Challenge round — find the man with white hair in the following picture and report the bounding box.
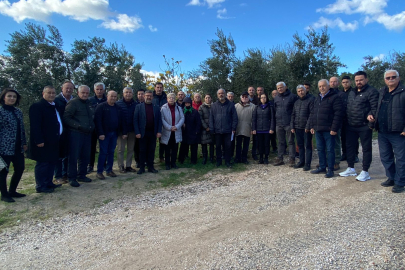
[374,70,405,193]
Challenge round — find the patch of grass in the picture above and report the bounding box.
[103,198,113,205]
[0,208,29,232]
[159,172,188,187]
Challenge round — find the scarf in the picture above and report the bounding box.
[184,107,192,114]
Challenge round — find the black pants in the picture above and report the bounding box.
[257,133,270,157]
[346,127,372,171]
[252,134,258,157]
[201,143,214,159]
[35,161,56,191]
[341,123,359,156]
[68,131,91,180]
[295,129,313,165]
[270,132,277,151]
[89,130,98,168]
[139,130,156,170]
[165,132,179,166]
[134,137,140,164]
[179,142,198,164]
[159,139,165,159]
[0,153,25,196]
[235,135,250,162]
[216,133,232,165]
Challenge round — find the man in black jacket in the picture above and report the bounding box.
[134,90,162,174]
[374,70,405,193]
[64,85,94,187]
[209,88,238,168]
[291,85,315,171]
[87,82,107,173]
[28,86,62,193]
[152,82,167,163]
[273,82,298,166]
[329,76,345,170]
[310,79,343,178]
[339,71,379,181]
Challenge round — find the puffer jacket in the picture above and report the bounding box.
[63,97,95,134]
[274,89,298,127]
[209,99,238,134]
[309,89,343,132]
[235,102,256,137]
[116,98,137,133]
[346,84,379,127]
[199,103,213,144]
[182,108,202,145]
[252,102,275,132]
[290,93,315,130]
[160,103,185,144]
[89,95,107,109]
[152,91,167,108]
[375,83,405,133]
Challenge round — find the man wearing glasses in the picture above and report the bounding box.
[374,70,405,193]
[339,71,379,182]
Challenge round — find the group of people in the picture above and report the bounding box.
[0,69,404,203]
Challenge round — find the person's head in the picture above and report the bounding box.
[61,81,74,98]
[144,90,153,104]
[184,97,192,108]
[94,82,105,98]
[271,90,278,99]
[193,93,201,103]
[204,94,212,104]
[318,79,329,95]
[276,82,286,94]
[227,91,234,102]
[304,82,311,92]
[217,88,226,102]
[354,71,368,89]
[329,77,339,89]
[240,91,249,104]
[260,93,269,104]
[177,90,185,101]
[341,75,352,91]
[137,89,145,102]
[167,93,176,105]
[384,70,400,89]
[257,87,264,97]
[43,86,56,103]
[107,90,118,105]
[78,85,90,100]
[248,86,255,96]
[154,82,163,95]
[296,85,307,98]
[0,88,21,106]
[123,87,133,101]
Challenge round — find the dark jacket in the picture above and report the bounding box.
[54,93,73,157]
[209,99,238,134]
[133,103,162,138]
[309,89,344,132]
[54,93,74,116]
[116,98,137,133]
[346,84,379,127]
[340,87,353,109]
[274,89,298,127]
[182,108,202,145]
[375,83,405,133]
[0,106,26,156]
[27,99,61,162]
[291,93,315,130]
[176,100,185,109]
[252,102,275,132]
[250,95,260,105]
[63,97,95,134]
[152,91,167,108]
[199,103,213,144]
[89,95,107,109]
[94,102,127,136]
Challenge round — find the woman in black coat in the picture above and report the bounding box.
[178,97,202,164]
[0,88,27,203]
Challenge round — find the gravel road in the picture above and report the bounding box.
[1,142,404,269]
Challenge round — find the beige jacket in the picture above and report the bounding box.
[235,102,256,137]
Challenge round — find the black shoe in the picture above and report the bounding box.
[1,196,15,203]
[48,183,62,189]
[264,158,269,164]
[303,165,311,171]
[392,185,404,193]
[340,154,347,161]
[87,166,94,174]
[294,163,305,169]
[252,155,259,161]
[202,157,207,165]
[69,180,80,187]
[354,156,359,163]
[165,165,171,170]
[137,168,145,175]
[36,187,54,193]
[225,163,232,168]
[126,167,137,173]
[311,168,327,174]
[381,178,395,187]
[9,192,26,198]
[171,164,179,169]
[258,158,264,164]
[325,170,334,178]
[77,177,92,183]
[148,168,158,173]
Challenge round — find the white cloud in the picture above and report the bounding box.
[217,8,233,19]
[374,11,405,31]
[187,0,225,8]
[0,0,143,32]
[372,54,385,62]
[311,16,359,31]
[148,25,158,32]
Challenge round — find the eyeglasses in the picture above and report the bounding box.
[385,76,397,80]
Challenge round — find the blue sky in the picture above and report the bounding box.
[0,0,404,77]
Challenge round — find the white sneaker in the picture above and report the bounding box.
[356,170,371,181]
[339,167,357,177]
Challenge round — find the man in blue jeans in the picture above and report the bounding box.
[309,79,343,178]
[94,91,126,180]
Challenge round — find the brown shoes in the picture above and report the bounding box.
[119,166,126,173]
[334,163,340,170]
[288,158,295,167]
[106,171,117,177]
[53,176,68,185]
[96,173,105,180]
[273,158,285,166]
